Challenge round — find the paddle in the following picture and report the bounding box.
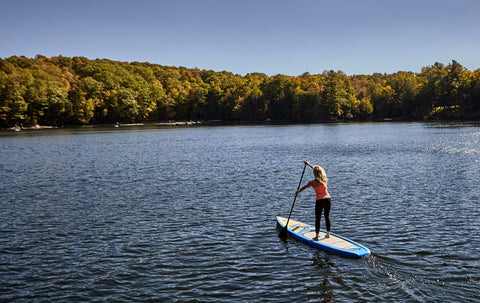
[279,162,307,239]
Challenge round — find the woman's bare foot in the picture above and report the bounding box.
[313,237,319,241]
[325,232,330,238]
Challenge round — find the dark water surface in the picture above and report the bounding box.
[1,122,479,302]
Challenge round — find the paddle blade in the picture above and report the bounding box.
[278,226,288,239]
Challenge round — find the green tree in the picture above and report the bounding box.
[260,75,298,120]
[235,73,266,120]
[0,76,28,127]
[321,70,358,119]
[416,62,447,117]
[466,69,480,117]
[371,84,396,118]
[106,88,139,122]
[68,86,94,124]
[438,60,468,108]
[388,72,418,117]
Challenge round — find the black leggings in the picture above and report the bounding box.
[315,198,331,233]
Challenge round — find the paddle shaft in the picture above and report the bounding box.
[280,162,307,237]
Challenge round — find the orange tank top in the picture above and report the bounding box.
[313,181,330,200]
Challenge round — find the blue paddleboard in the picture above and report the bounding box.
[277,216,370,258]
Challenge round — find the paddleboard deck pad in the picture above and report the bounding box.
[277,216,370,258]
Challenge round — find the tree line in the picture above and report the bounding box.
[1,55,479,128]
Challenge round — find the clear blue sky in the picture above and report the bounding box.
[1,0,479,76]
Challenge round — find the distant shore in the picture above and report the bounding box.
[5,120,226,131]
[5,118,480,132]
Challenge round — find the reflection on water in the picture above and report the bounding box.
[310,253,336,303]
[1,122,479,302]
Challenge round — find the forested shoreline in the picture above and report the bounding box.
[1,55,479,128]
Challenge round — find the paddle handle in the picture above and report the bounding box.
[284,162,307,229]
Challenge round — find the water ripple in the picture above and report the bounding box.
[1,123,479,302]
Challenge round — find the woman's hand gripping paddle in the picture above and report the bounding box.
[279,162,307,239]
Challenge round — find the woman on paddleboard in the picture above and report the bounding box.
[296,161,331,241]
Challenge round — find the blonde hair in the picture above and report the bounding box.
[313,165,328,186]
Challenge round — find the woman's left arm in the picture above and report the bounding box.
[296,181,313,194]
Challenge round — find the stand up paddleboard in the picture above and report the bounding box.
[277,216,370,258]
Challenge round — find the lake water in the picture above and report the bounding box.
[1,122,479,302]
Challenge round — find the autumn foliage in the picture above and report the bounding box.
[1,55,479,127]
